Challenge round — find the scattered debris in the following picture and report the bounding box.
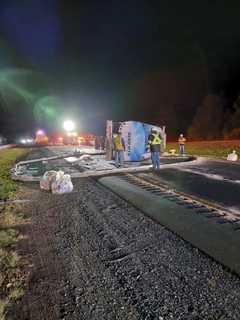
[169,149,176,155]
[40,170,58,191]
[40,170,74,194]
[227,150,238,161]
[52,172,73,194]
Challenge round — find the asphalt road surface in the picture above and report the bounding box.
[153,158,240,212]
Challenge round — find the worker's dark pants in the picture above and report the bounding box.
[151,151,160,169]
[115,150,124,167]
[179,144,185,155]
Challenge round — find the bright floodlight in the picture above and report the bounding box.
[63,120,75,131]
[36,129,44,135]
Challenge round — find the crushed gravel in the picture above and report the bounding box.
[10,177,240,320]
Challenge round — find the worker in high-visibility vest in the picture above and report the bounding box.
[147,127,162,170]
[178,133,186,155]
[113,131,125,167]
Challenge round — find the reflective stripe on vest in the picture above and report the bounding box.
[151,133,161,145]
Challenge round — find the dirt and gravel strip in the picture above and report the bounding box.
[9,178,240,320]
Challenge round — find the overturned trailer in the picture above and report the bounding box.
[106,120,166,161]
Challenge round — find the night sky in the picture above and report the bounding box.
[1,0,240,138]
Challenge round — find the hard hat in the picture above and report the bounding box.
[151,126,159,132]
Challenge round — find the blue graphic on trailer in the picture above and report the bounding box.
[113,121,162,161]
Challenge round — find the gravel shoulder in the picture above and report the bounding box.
[9,177,240,320]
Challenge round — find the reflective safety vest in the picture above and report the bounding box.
[178,137,186,145]
[149,133,161,145]
[114,135,125,150]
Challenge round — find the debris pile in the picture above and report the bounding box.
[78,156,116,171]
[40,170,73,194]
[227,150,238,162]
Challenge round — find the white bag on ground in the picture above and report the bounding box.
[227,150,238,162]
[40,170,57,190]
[51,171,73,194]
[59,174,73,194]
[51,170,64,194]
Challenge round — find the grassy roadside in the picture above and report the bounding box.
[0,148,29,320]
[166,140,240,159]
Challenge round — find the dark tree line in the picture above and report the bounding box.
[188,94,240,140]
[127,64,240,140]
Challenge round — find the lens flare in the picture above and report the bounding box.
[0,68,60,125]
[34,96,58,121]
[0,68,36,107]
